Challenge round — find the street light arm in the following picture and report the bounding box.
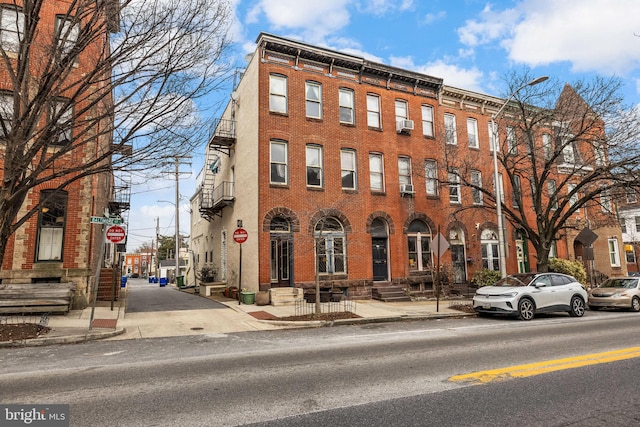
[492,76,549,121]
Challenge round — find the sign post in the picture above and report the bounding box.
[233,228,248,304]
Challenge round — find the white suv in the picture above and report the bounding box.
[473,273,588,320]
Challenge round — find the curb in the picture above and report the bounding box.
[0,327,126,348]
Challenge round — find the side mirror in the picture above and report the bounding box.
[533,282,548,288]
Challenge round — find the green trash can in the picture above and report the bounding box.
[176,275,184,287]
[240,292,255,304]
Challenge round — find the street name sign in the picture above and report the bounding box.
[90,216,122,225]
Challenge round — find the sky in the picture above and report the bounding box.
[124,0,640,252]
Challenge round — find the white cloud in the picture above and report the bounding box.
[459,0,640,75]
[422,11,446,25]
[389,56,484,92]
[248,0,351,42]
[357,0,414,16]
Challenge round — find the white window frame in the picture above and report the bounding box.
[395,99,408,121]
[36,191,67,262]
[56,15,79,58]
[0,7,23,53]
[421,105,434,137]
[269,140,288,185]
[369,153,384,191]
[543,133,552,160]
[608,238,621,267]
[407,221,432,272]
[339,88,354,124]
[51,98,73,146]
[448,168,461,204]
[471,170,482,205]
[507,126,517,154]
[601,189,612,213]
[424,159,438,196]
[481,229,500,271]
[398,156,412,189]
[305,81,322,119]
[568,183,579,209]
[306,145,323,187]
[444,113,457,145]
[366,94,381,128]
[467,118,478,148]
[315,218,347,275]
[340,149,357,190]
[269,74,288,114]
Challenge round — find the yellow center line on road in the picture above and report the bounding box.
[449,346,640,385]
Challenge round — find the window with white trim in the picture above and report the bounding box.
[507,126,517,154]
[448,169,461,204]
[269,74,287,113]
[36,190,67,262]
[471,170,482,205]
[407,220,431,271]
[339,88,354,124]
[305,81,322,119]
[608,238,621,267]
[306,145,323,187]
[601,189,612,213]
[543,133,552,160]
[50,98,73,146]
[513,175,522,208]
[568,183,579,209]
[467,118,478,148]
[369,153,384,191]
[56,15,79,59]
[424,159,438,196]
[395,99,408,121]
[270,140,288,184]
[481,228,500,271]
[398,156,412,189]
[340,149,357,190]
[315,217,347,274]
[548,179,558,210]
[421,105,434,137]
[367,94,381,128]
[444,113,457,145]
[0,7,23,53]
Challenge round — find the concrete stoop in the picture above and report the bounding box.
[372,284,412,302]
[269,288,304,306]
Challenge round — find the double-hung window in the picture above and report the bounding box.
[270,140,288,184]
[0,92,13,137]
[395,99,408,121]
[50,98,73,146]
[339,88,354,124]
[369,153,384,191]
[448,169,461,204]
[543,133,552,160]
[0,7,23,53]
[306,145,323,187]
[37,191,68,262]
[568,183,578,209]
[507,126,517,154]
[513,175,522,208]
[608,238,621,267]
[424,160,438,196]
[305,81,322,119]
[56,15,79,59]
[471,170,482,205]
[444,114,457,145]
[398,157,412,190]
[467,118,478,148]
[340,149,357,190]
[316,218,346,274]
[269,74,287,113]
[421,105,434,137]
[548,179,558,210]
[601,189,612,213]
[367,94,381,128]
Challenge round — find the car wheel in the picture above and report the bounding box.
[589,305,601,311]
[517,298,535,321]
[630,297,640,312]
[569,296,585,317]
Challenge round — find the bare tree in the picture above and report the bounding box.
[0,0,235,266]
[448,70,640,272]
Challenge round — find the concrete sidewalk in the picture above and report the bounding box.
[0,286,473,347]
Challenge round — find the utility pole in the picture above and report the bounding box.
[171,155,191,282]
[156,217,160,277]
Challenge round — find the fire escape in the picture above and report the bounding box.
[199,118,236,221]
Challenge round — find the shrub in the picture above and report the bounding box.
[471,269,501,287]
[549,258,587,286]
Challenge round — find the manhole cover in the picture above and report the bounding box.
[190,327,204,331]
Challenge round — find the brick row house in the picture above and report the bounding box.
[190,33,625,297]
[0,1,124,309]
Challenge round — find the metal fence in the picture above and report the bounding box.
[294,299,357,317]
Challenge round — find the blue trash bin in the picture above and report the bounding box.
[153,277,158,283]
[121,276,127,288]
[159,278,168,287]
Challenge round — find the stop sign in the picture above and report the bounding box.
[233,228,248,244]
[105,225,126,244]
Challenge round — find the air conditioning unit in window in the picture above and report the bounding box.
[400,184,415,195]
[396,119,414,133]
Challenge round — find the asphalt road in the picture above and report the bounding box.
[1,310,639,426]
[125,278,227,312]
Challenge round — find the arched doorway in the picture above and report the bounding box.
[371,218,389,281]
[515,230,530,273]
[270,217,292,287]
[449,227,466,284]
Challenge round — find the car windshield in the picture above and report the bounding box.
[492,274,536,287]
[599,278,638,289]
